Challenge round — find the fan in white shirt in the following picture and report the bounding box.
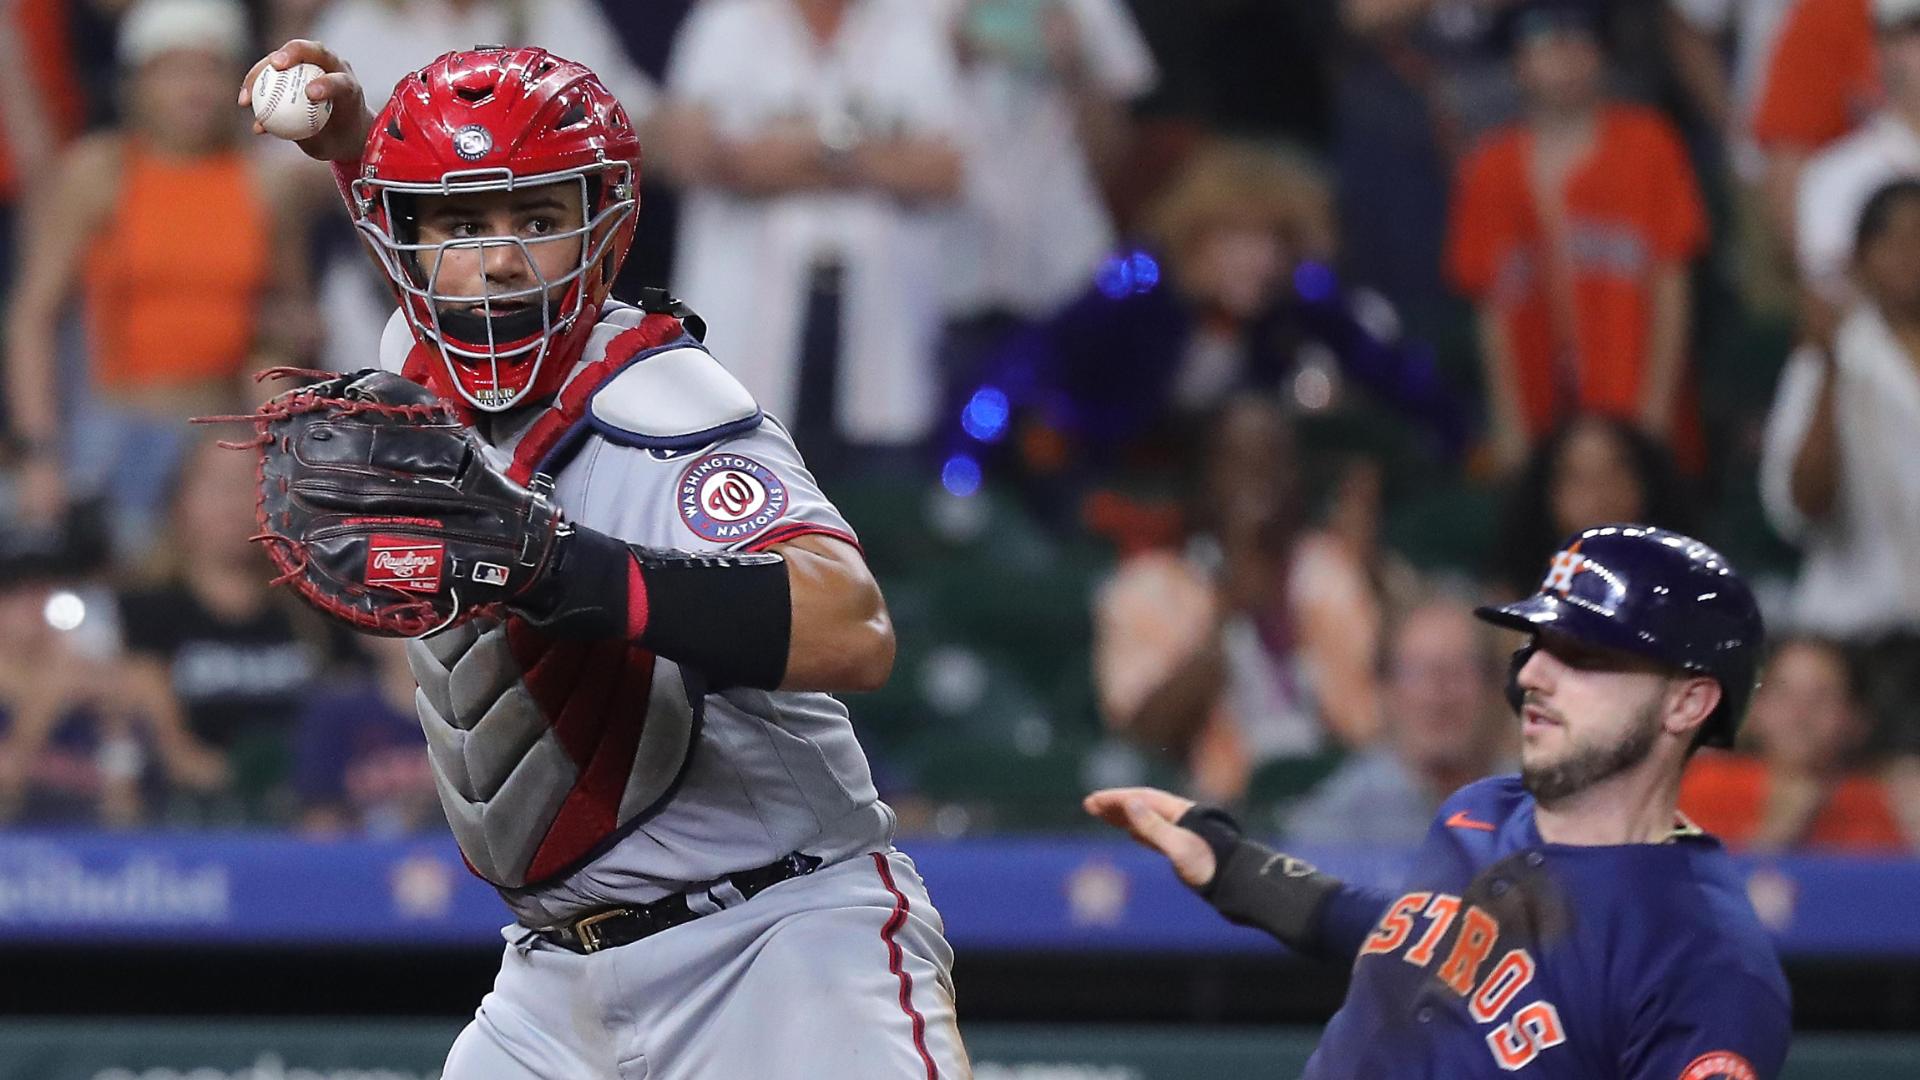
[655,0,966,447]
[1795,1,1920,317]
[939,0,1157,320]
[1762,177,1920,640]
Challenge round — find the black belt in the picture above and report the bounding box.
[536,852,823,954]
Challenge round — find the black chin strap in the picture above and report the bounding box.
[434,303,551,347]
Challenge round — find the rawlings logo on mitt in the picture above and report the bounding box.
[201,369,565,637]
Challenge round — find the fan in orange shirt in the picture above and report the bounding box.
[1446,3,1708,475]
[1752,0,1879,156]
[1681,636,1909,852]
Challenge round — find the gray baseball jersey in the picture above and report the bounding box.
[379,302,969,1079]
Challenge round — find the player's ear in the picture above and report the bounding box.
[1664,675,1722,741]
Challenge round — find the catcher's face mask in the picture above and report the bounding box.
[351,47,643,413]
[355,166,634,413]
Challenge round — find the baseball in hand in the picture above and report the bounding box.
[251,63,331,140]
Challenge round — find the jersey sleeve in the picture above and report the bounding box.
[1313,881,1396,964]
[1618,963,1791,1080]
[666,417,860,554]
[1750,0,1873,151]
[1643,116,1709,262]
[1445,138,1515,300]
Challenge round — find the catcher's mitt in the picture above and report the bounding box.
[212,369,565,637]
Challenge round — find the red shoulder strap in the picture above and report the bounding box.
[505,313,688,485]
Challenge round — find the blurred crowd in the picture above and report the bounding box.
[0,0,1916,856]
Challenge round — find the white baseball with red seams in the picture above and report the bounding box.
[251,63,331,140]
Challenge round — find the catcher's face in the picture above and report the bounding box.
[413,184,587,317]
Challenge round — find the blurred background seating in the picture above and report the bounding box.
[1,0,1918,1066]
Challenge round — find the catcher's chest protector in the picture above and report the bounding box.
[387,301,884,901]
[407,617,699,887]
[392,303,724,889]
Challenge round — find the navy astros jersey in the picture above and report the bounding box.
[1303,776,1791,1079]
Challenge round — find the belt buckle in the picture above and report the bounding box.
[571,908,627,954]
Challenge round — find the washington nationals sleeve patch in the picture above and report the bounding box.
[677,452,790,544]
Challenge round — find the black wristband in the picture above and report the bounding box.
[1176,805,1342,952]
[512,524,792,690]
[632,544,790,690]
[1175,805,1247,896]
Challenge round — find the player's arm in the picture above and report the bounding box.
[1083,787,1393,963]
[1619,960,1792,1080]
[510,523,893,694]
[239,40,374,165]
[767,532,894,692]
[4,135,120,522]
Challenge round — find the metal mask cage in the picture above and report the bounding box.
[352,160,636,412]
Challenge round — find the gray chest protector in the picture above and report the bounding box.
[407,616,699,888]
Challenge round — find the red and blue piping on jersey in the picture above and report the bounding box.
[507,321,753,485]
[872,853,941,1080]
[743,520,862,555]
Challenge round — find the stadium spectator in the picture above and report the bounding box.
[4,0,288,554]
[1761,178,1920,835]
[295,636,440,837]
[117,435,328,826]
[1794,0,1920,331]
[1092,396,1385,804]
[1284,592,1509,846]
[0,541,142,828]
[1446,1,1708,473]
[0,0,84,318]
[939,0,1155,325]
[1664,0,1799,315]
[977,141,1466,508]
[1762,179,1920,643]
[283,0,659,376]
[654,0,965,464]
[1751,0,1879,271]
[1680,637,1906,852]
[1490,412,1691,599]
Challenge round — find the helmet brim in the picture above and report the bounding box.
[1475,594,1574,635]
[1474,594,1672,670]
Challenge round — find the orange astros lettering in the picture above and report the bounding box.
[1360,891,1566,1071]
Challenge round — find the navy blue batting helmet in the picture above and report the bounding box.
[1474,524,1764,748]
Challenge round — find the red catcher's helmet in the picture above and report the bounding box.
[352,46,641,412]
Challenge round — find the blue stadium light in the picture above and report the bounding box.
[961,387,1011,442]
[1094,249,1162,298]
[1127,251,1160,291]
[941,455,982,497]
[1294,259,1337,303]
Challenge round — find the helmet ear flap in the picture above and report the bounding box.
[1505,644,1536,713]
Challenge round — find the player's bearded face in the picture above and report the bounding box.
[1515,639,1670,804]
[1521,691,1662,803]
